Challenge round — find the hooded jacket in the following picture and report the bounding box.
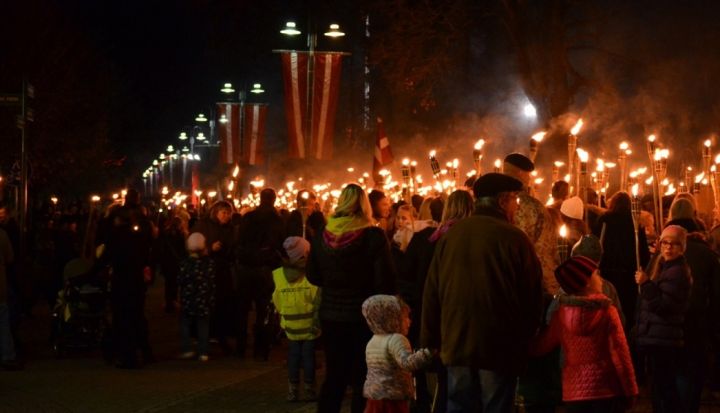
[530,294,638,402]
[362,295,432,400]
[307,216,396,323]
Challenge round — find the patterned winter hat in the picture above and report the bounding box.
[555,256,597,294]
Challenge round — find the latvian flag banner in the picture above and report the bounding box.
[373,117,394,185]
[280,51,343,160]
[242,103,268,166]
[217,103,241,165]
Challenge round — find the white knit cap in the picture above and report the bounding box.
[186,232,206,252]
[283,236,310,264]
[561,196,584,220]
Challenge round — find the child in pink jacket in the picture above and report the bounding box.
[530,256,638,412]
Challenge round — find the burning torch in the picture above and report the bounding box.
[618,142,630,192]
[631,184,641,271]
[429,150,441,180]
[529,131,546,163]
[473,139,484,176]
[568,119,583,195]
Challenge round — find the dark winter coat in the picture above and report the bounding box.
[636,256,692,348]
[665,219,720,349]
[307,222,396,324]
[236,205,285,269]
[421,207,543,374]
[530,294,638,402]
[104,205,154,295]
[285,209,326,241]
[178,255,216,317]
[594,210,650,329]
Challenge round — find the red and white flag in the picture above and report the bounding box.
[217,103,241,165]
[280,51,343,160]
[373,117,394,184]
[242,103,268,166]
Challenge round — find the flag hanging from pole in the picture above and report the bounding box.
[280,51,343,160]
[310,53,342,160]
[242,103,268,166]
[281,52,309,159]
[373,117,394,185]
[217,103,241,165]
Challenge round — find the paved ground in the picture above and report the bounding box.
[2,282,720,412]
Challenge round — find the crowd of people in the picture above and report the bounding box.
[1,151,720,413]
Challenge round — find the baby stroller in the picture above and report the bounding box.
[51,258,111,358]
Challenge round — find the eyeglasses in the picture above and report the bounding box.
[660,240,682,248]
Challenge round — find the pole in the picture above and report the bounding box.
[19,79,28,270]
[306,32,317,160]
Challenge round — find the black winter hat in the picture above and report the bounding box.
[504,153,535,172]
[472,173,523,198]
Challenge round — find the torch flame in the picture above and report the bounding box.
[453,158,459,168]
[474,139,485,150]
[559,224,568,238]
[429,150,436,158]
[232,165,240,178]
[631,183,639,197]
[402,158,410,166]
[695,172,705,183]
[570,119,584,136]
[494,159,502,169]
[715,154,720,164]
[619,141,629,151]
[554,161,565,167]
[531,131,546,142]
[647,134,656,143]
[576,148,589,163]
[705,139,712,148]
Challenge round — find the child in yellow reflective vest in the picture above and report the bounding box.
[272,236,320,402]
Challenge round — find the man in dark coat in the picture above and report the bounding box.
[236,188,285,360]
[285,189,326,241]
[422,173,543,413]
[103,189,154,368]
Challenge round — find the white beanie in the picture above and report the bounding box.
[660,225,687,250]
[561,196,584,220]
[186,232,206,252]
[283,236,310,264]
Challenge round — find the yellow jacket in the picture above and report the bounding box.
[272,266,321,341]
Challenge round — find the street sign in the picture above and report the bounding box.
[0,94,20,106]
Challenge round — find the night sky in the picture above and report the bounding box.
[3,0,720,196]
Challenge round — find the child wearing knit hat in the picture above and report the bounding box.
[178,232,216,362]
[530,256,638,411]
[272,236,320,402]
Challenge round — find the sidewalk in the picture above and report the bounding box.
[1,282,720,412]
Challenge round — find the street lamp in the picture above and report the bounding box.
[217,81,265,165]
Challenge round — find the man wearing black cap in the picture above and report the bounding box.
[421,173,543,413]
[504,153,561,296]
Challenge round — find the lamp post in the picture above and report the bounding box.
[279,20,347,159]
[219,82,265,162]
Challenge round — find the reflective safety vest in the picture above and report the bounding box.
[272,267,320,341]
